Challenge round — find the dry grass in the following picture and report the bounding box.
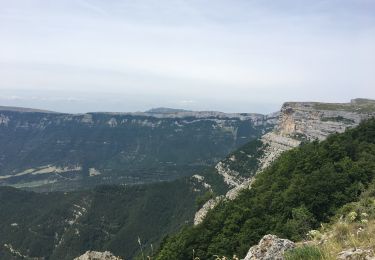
[289,189,375,260]
[318,219,375,259]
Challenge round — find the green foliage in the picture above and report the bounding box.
[221,139,265,177]
[334,178,375,222]
[0,178,204,260]
[285,206,317,241]
[156,119,375,259]
[284,246,325,260]
[298,179,375,259]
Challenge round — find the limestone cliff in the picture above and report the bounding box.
[258,98,374,167]
[194,98,375,225]
[278,99,375,140]
[258,98,375,173]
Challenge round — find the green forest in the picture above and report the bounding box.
[0,178,205,259]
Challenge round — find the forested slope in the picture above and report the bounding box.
[156,119,375,259]
[0,178,206,259]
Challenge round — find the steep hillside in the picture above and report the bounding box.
[156,119,375,259]
[0,107,275,191]
[0,178,208,260]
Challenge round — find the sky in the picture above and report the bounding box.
[0,0,374,113]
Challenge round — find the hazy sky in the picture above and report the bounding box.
[0,0,374,113]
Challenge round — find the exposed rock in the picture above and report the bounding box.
[194,196,224,225]
[225,178,254,200]
[258,132,300,171]
[193,170,254,225]
[0,165,82,180]
[3,243,42,259]
[243,234,295,260]
[214,130,300,203]
[277,100,375,141]
[192,174,212,191]
[215,162,245,187]
[74,251,122,260]
[89,168,102,177]
[192,174,204,181]
[337,248,375,260]
[261,99,375,171]
[194,158,258,225]
[107,118,118,127]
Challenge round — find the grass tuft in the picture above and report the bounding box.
[285,245,326,260]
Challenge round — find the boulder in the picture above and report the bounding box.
[243,234,295,260]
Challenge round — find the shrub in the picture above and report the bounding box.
[284,246,325,260]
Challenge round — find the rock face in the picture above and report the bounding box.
[261,99,375,172]
[74,251,122,260]
[256,99,375,174]
[194,195,224,225]
[278,99,375,141]
[193,163,255,225]
[243,234,295,260]
[258,132,300,171]
[215,161,246,187]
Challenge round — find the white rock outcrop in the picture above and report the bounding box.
[194,196,224,225]
[74,251,122,260]
[258,132,300,171]
[243,234,295,260]
[215,162,245,187]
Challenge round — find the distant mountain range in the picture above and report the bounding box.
[0,106,57,113]
[145,107,191,113]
